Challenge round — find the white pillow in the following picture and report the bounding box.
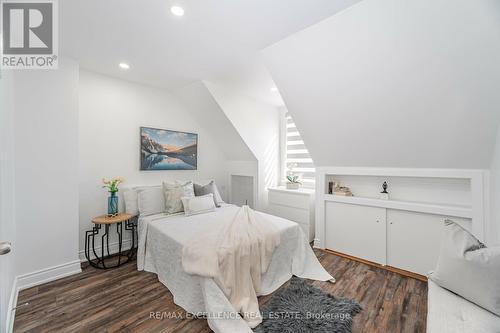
[429,220,500,316]
[194,180,224,205]
[137,187,165,216]
[123,189,138,216]
[181,194,216,216]
[163,181,195,214]
[179,180,195,197]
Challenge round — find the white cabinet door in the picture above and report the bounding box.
[269,204,309,225]
[268,190,309,210]
[386,210,446,276]
[325,202,386,265]
[269,203,312,241]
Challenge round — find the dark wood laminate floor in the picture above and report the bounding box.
[14,250,427,333]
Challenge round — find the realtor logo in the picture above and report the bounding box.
[1,0,58,69]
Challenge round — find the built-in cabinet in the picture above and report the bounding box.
[386,210,448,275]
[316,168,485,278]
[325,200,470,275]
[268,187,315,242]
[325,202,386,265]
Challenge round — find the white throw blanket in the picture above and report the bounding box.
[182,206,280,328]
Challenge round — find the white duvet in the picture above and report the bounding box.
[137,204,333,333]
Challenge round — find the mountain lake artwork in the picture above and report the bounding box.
[140,127,198,170]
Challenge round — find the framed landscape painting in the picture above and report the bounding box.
[140,127,198,170]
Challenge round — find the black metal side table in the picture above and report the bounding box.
[85,213,137,269]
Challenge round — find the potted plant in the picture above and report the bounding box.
[102,177,124,217]
[286,175,301,190]
[286,163,301,190]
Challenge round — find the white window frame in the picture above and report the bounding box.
[279,109,315,189]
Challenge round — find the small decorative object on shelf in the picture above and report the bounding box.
[286,175,301,190]
[286,163,301,190]
[328,181,334,194]
[333,182,353,196]
[102,177,124,217]
[379,181,389,200]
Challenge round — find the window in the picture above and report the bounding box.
[281,111,315,189]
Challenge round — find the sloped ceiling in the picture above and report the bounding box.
[262,0,500,168]
[61,0,360,90]
[204,81,280,163]
[204,81,281,206]
[174,81,255,161]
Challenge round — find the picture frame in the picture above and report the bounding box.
[140,126,198,171]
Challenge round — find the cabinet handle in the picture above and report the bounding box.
[0,242,11,255]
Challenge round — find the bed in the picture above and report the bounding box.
[427,280,500,333]
[137,203,333,333]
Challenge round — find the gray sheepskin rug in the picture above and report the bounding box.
[254,277,362,333]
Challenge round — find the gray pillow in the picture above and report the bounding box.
[193,181,220,207]
[429,220,500,316]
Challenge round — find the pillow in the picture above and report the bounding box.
[429,220,500,316]
[163,181,195,214]
[195,180,224,205]
[123,189,138,216]
[194,181,221,207]
[181,194,216,216]
[179,180,195,197]
[137,187,165,216]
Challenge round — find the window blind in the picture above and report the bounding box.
[284,112,315,188]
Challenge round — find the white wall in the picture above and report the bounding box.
[174,81,255,161]
[14,59,81,278]
[174,81,259,207]
[263,0,500,168]
[0,71,16,333]
[205,81,280,211]
[490,126,500,245]
[79,71,232,253]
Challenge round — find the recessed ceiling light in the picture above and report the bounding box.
[119,62,130,70]
[170,6,185,16]
[270,87,278,92]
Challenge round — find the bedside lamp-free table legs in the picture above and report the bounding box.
[85,214,137,269]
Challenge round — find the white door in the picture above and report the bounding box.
[325,202,386,265]
[0,71,16,333]
[231,175,254,208]
[0,226,14,333]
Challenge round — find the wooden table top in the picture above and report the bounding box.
[92,213,134,224]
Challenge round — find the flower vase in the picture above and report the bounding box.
[108,192,119,216]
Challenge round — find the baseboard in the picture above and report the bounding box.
[323,249,427,282]
[7,260,82,332]
[313,238,322,249]
[6,276,18,333]
[16,260,82,291]
[7,242,133,331]
[78,238,132,262]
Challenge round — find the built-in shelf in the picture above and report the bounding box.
[324,194,472,218]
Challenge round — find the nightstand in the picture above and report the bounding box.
[268,186,315,242]
[85,213,137,269]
